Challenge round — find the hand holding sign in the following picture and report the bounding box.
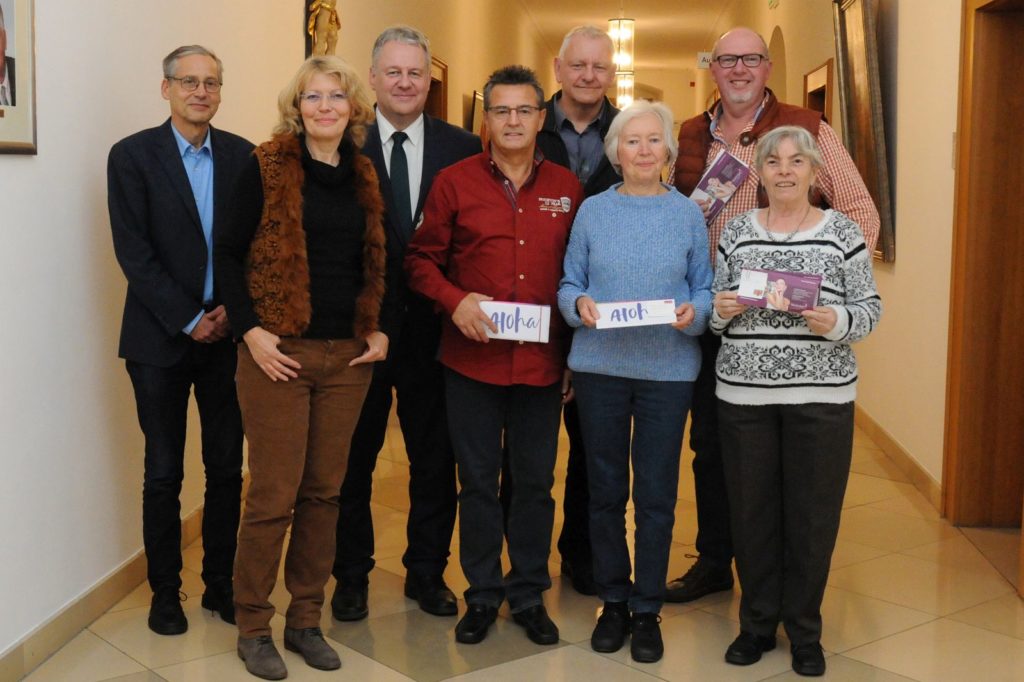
[671,302,696,330]
[453,293,497,343]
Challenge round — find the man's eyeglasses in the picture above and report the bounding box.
[713,54,769,69]
[167,76,222,93]
[299,91,348,106]
[485,105,541,120]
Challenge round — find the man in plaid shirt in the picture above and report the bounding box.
[665,26,879,605]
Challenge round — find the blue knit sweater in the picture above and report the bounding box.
[558,184,713,382]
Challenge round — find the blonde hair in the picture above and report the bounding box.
[274,55,374,146]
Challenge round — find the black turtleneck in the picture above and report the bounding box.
[216,135,369,339]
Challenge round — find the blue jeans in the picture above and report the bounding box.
[573,372,693,613]
[445,368,562,611]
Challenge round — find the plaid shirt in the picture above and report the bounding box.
[674,97,880,264]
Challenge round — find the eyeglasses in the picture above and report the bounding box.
[485,105,541,120]
[167,76,222,92]
[713,54,769,68]
[299,91,348,106]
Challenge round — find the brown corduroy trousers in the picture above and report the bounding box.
[232,338,372,637]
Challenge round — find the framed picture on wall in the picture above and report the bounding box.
[833,0,895,261]
[0,0,36,154]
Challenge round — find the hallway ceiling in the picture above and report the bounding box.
[519,0,740,71]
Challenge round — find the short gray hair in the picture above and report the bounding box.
[162,45,223,81]
[371,25,431,69]
[558,25,613,60]
[482,65,544,109]
[603,101,679,175]
[753,125,823,173]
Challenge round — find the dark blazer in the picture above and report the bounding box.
[108,119,253,367]
[363,114,480,315]
[363,113,481,256]
[2,56,14,106]
[536,92,621,198]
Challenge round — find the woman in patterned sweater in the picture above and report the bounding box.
[710,126,881,677]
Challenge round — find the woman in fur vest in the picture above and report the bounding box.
[215,55,394,680]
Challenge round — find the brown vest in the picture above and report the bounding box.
[673,89,824,199]
[246,133,386,338]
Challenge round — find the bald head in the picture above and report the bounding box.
[711,27,769,60]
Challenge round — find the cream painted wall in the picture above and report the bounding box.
[853,0,961,483]
[0,0,554,659]
[0,0,299,657]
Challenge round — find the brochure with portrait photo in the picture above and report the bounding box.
[690,150,750,223]
[736,269,822,313]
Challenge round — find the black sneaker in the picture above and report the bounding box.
[590,601,629,653]
[665,556,734,603]
[630,612,663,663]
[148,587,187,635]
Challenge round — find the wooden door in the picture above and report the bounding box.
[944,0,1024,556]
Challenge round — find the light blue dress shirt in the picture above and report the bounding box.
[170,125,215,334]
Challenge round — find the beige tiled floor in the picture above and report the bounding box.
[24,418,1024,681]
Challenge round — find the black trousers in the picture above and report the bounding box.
[690,330,733,565]
[333,309,456,583]
[719,400,853,644]
[126,338,243,591]
[446,368,562,611]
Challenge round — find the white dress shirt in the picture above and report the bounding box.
[376,110,425,222]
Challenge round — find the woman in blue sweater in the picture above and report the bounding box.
[558,101,712,663]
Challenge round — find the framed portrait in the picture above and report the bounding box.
[469,91,484,136]
[833,0,895,261]
[0,0,35,154]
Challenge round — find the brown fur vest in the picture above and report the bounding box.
[246,133,386,338]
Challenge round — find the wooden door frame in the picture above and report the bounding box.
[944,0,1024,596]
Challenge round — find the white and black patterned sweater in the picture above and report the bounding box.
[709,209,882,406]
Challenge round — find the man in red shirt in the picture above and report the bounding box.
[406,65,583,647]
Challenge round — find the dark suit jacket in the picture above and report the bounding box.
[536,92,621,198]
[363,114,480,321]
[2,56,14,107]
[108,119,253,367]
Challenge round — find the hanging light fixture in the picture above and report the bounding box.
[608,18,635,72]
[608,17,636,108]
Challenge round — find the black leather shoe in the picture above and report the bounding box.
[201,579,235,625]
[455,603,498,644]
[590,601,629,653]
[148,587,187,636]
[630,612,663,663]
[560,558,598,596]
[404,574,458,616]
[665,556,734,603]
[725,631,777,665]
[512,604,559,645]
[791,642,826,676]
[331,580,368,621]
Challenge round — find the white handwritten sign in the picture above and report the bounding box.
[595,299,677,329]
[478,301,551,343]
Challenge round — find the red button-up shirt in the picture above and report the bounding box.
[405,150,583,386]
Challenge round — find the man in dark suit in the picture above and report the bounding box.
[331,25,480,621]
[0,4,14,106]
[534,25,619,596]
[107,45,252,636]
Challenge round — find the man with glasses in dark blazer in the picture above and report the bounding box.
[107,45,252,636]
